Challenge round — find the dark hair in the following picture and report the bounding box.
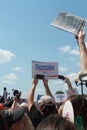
[36,114,77,130]
[4,87,7,91]
[41,104,57,116]
[13,90,21,98]
[64,94,87,130]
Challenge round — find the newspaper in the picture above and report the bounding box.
[51,12,87,34]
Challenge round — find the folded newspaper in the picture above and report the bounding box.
[51,12,87,34]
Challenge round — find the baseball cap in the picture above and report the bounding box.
[38,95,55,106]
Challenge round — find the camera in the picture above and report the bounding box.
[36,74,45,79]
[58,75,65,80]
[12,89,21,99]
[15,93,21,99]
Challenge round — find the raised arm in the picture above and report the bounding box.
[75,30,87,73]
[27,78,38,110]
[64,76,75,96]
[42,77,53,97]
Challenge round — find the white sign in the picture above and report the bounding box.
[54,94,66,103]
[51,12,87,34]
[32,61,58,79]
[62,100,74,123]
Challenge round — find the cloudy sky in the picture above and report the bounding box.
[0,0,87,99]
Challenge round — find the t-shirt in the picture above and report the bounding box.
[28,104,44,128]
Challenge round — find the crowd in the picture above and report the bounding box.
[0,31,87,130]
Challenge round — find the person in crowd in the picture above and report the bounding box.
[11,90,23,109]
[27,76,58,128]
[62,94,87,130]
[3,89,23,109]
[56,75,78,110]
[9,98,32,130]
[58,30,87,124]
[36,114,77,130]
[0,106,26,130]
[3,87,10,104]
[10,113,34,130]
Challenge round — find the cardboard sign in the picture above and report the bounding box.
[62,100,74,123]
[32,61,58,79]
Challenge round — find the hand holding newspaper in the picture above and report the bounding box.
[51,12,87,34]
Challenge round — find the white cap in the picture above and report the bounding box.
[38,95,55,106]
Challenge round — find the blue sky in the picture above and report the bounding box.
[0,0,87,99]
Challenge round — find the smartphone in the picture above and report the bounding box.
[36,74,45,79]
[58,75,65,80]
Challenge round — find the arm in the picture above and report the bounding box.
[64,76,75,96]
[43,77,53,97]
[27,78,38,110]
[75,31,87,73]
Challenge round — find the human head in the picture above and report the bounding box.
[4,87,7,91]
[38,95,57,116]
[62,95,87,130]
[36,114,77,130]
[13,90,21,99]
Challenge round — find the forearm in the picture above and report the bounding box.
[28,85,35,104]
[44,85,52,97]
[76,31,87,73]
[64,77,75,95]
[78,40,87,72]
[43,78,53,97]
[67,84,75,95]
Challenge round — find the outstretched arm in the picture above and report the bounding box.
[43,77,53,97]
[75,31,87,73]
[27,78,38,110]
[64,76,75,96]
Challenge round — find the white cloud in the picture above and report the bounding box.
[1,73,18,86]
[3,73,17,80]
[58,45,79,56]
[0,49,15,64]
[59,66,67,72]
[70,48,79,56]
[2,80,15,85]
[11,67,23,72]
[59,45,70,52]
